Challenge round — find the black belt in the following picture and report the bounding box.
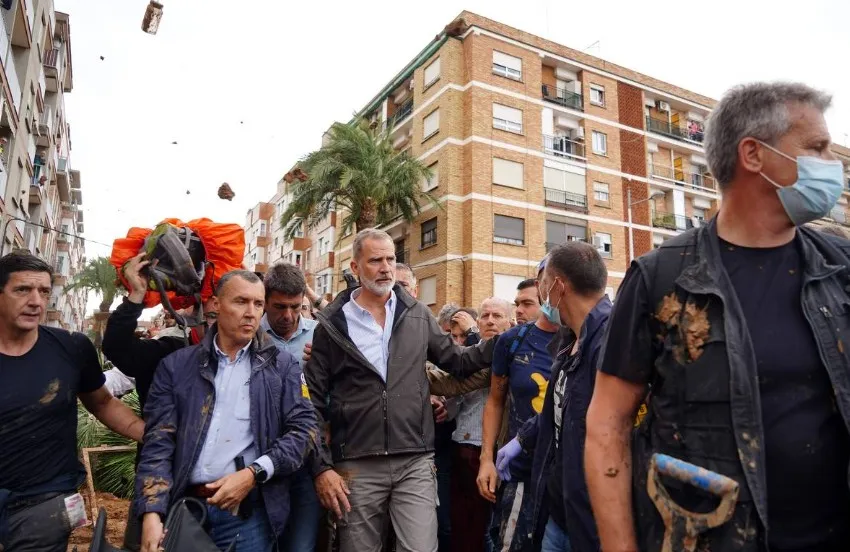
[5,491,64,516]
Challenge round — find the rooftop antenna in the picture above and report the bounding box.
[584,40,601,56]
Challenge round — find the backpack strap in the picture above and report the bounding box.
[505,322,533,367]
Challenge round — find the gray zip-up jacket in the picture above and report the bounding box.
[305,284,494,472]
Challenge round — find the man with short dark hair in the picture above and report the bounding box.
[513,279,539,325]
[261,262,322,552]
[0,253,144,552]
[587,82,850,552]
[307,228,494,552]
[496,242,610,551]
[137,270,317,552]
[478,271,557,551]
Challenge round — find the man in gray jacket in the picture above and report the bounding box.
[306,228,494,552]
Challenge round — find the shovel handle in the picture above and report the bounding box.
[653,453,738,497]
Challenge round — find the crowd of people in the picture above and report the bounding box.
[1,80,850,552]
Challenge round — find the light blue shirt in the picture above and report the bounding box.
[189,336,275,484]
[341,289,396,381]
[450,388,488,446]
[260,314,317,368]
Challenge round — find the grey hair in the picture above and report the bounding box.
[395,263,416,285]
[705,82,832,189]
[479,296,513,318]
[215,269,262,296]
[437,302,460,326]
[352,228,393,260]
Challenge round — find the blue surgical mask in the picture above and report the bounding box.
[540,280,562,326]
[758,140,845,226]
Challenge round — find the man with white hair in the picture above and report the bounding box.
[447,297,512,552]
[587,82,850,552]
[305,228,495,552]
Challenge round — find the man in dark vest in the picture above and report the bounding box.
[586,81,850,552]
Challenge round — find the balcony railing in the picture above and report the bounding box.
[543,134,586,160]
[649,164,717,192]
[544,188,588,212]
[646,116,704,144]
[389,99,413,127]
[652,212,695,231]
[541,84,583,111]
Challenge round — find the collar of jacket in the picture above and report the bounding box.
[197,322,278,370]
[677,218,843,296]
[548,295,613,358]
[316,283,415,334]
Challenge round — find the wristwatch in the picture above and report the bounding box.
[312,297,323,309]
[465,326,479,337]
[249,462,269,484]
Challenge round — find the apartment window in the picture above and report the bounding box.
[423,161,439,192]
[593,182,610,203]
[420,276,437,306]
[592,131,607,155]
[318,237,327,255]
[61,224,68,234]
[56,256,64,273]
[260,222,267,235]
[316,274,331,296]
[494,215,525,246]
[492,51,522,81]
[423,109,440,141]
[305,249,311,265]
[590,84,605,106]
[544,166,586,199]
[546,220,587,248]
[492,158,524,189]
[421,217,438,248]
[274,237,279,248]
[293,225,304,238]
[593,232,613,258]
[295,253,302,267]
[693,208,706,222]
[493,104,523,134]
[424,57,440,89]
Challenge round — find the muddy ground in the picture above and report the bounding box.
[67,492,130,551]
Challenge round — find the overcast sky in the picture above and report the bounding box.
[54,0,849,313]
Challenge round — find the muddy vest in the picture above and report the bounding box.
[631,220,850,551]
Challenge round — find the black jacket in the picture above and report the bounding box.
[626,220,850,551]
[305,284,494,472]
[101,298,184,408]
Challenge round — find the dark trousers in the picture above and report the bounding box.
[434,439,454,552]
[4,492,73,552]
[450,444,491,552]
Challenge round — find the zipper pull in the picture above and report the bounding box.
[821,306,833,318]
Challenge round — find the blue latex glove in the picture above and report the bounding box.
[495,437,522,482]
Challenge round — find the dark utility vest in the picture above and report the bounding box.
[631,220,850,551]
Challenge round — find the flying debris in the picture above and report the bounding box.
[186,190,191,195]
[171,141,178,145]
[142,1,164,35]
[217,183,235,201]
[99,56,105,61]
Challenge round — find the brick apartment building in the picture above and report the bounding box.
[0,1,87,330]
[248,11,850,312]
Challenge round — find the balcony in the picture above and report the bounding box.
[43,47,60,92]
[541,84,583,111]
[28,181,42,204]
[652,212,695,231]
[543,134,586,161]
[649,164,717,193]
[256,230,270,248]
[318,252,335,271]
[388,99,413,128]
[544,188,588,213]
[37,107,53,147]
[646,116,704,144]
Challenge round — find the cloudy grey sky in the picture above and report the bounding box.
[54,0,849,310]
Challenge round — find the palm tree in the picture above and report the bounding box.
[280,118,438,240]
[65,256,121,313]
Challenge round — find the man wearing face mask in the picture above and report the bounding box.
[493,244,610,552]
[586,82,850,552]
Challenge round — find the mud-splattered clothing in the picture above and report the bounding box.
[0,327,104,493]
[598,220,850,551]
[134,329,317,538]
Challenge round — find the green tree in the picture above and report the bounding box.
[280,118,438,240]
[77,391,140,499]
[65,256,121,313]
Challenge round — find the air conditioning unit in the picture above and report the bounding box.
[656,101,671,112]
[575,127,585,139]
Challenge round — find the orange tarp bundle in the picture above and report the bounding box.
[110,218,245,309]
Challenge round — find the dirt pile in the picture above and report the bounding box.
[67,492,130,551]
